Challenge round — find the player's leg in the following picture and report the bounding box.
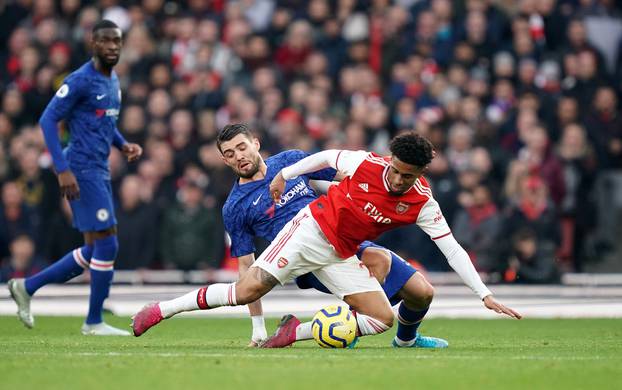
[394,271,448,348]
[293,241,392,293]
[74,178,129,335]
[132,263,277,337]
[7,195,98,329]
[358,243,392,284]
[361,243,448,348]
[8,240,93,329]
[262,257,394,348]
[79,227,131,336]
[133,209,315,337]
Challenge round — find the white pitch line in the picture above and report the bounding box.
[0,351,615,361]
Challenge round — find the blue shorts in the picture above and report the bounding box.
[69,177,117,232]
[295,241,417,306]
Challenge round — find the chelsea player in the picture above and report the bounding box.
[8,20,143,336]
[218,124,447,348]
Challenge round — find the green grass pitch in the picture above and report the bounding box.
[1,316,620,390]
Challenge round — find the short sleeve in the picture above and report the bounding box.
[335,150,368,177]
[223,205,255,257]
[43,75,86,121]
[416,198,452,240]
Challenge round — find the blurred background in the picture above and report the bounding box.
[1,0,621,289]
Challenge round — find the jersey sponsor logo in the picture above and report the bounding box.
[56,84,69,98]
[275,180,310,207]
[396,202,410,214]
[433,210,444,223]
[96,94,106,100]
[95,108,120,118]
[277,257,289,269]
[363,202,392,224]
[252,194,262,206]
[358,183,369,192]
[96,208,110,222]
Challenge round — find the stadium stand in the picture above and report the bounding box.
[1,0,621,282]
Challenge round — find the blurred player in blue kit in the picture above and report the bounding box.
[8,20,142,336]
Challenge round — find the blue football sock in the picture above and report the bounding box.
[396,302,429,343]
[24,245,93,296]
[86,235,118,325]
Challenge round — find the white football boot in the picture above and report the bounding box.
[81,322,131,336]
[8,278,34,329]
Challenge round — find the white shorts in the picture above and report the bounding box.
[252,206,383,300]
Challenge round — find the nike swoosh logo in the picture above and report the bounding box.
[252,195,262,206]
[96,94,106,100]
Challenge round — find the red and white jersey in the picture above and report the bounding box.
[309,151,451,258]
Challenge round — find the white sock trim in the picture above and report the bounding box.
[251,315,267,342]
[394,336,416,347]
[295,321,313,341]
[355,313,390,336]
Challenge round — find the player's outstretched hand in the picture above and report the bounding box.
[483,295,522,319]
[269,171,286,202]
[58,170,80,201]
[122,143,143,162]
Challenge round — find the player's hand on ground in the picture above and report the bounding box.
[122,143,143,162]
[58,170,80,201]
[483,295,522,319]
[269,171,286,202]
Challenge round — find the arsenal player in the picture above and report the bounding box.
[132,132,520,345]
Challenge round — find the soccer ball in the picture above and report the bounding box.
[311,305,357,348]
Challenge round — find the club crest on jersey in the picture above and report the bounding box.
[396,202,410,214]
[96,208,110,222]
[277,257,289,268]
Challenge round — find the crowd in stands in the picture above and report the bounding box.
[1,0,622,284]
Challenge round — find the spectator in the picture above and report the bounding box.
[452,184,502,271]
[115,175,159,270]
[584,86,622,169]
[14,146,59,227]
[0,181,40,259]
[556,123,598,270]
[502,228,560,284]
[159,178,224,272]
[501,175,560,251]
[0,235,47,282]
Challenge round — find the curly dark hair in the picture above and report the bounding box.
[216,123,254,152]
[389,132,435,167]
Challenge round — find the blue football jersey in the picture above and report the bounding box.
[41,60,121,179]
[222,150,336,257]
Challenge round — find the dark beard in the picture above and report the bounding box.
[236,161,260,179]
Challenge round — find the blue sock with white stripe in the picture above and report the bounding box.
[395,303,429,345]
[24,245,93,296]
[86,236,118,325]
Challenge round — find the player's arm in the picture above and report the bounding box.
[113,127,143,162]
[270,150,365,200]
[308,180,337,194]
[417,199,522,319]
[39,80,83,200]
